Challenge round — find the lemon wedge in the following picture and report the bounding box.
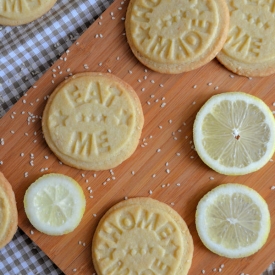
[193,92,275,175]
[196,183,270,258]
[24,173,86,235]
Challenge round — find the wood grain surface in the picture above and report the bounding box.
[0,0,275,274]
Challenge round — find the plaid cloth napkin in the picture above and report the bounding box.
[0,0,274,274]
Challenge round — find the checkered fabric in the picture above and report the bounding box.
[0,0,113,118]
[0,0,274,274]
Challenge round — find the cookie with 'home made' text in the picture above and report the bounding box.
[125,0,230,74]
[92,197,194,275]
[42,72,144,171]
[217,0,275,77]
[0,0,57,26]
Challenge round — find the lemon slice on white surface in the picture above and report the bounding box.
[193,92,275,175]
[24,173,86,235]
[196,183,270,258]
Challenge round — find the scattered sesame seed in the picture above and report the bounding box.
[149,190,153,195]
[156,148,161,152]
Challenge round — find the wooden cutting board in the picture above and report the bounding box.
[1,0,275,274]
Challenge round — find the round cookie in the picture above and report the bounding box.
[0,0,57,26]
[125,0,230,74]
[217,1,275,77]
[92,197,193,275]
[0,172,18,249]
[42,72,144,171]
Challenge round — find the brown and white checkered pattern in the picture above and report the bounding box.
[0,0,274,274]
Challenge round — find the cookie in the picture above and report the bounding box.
[125,0,230,74]
[92,197,193,275]
[0,0,57,26]
[217,0,275,77]
[0,172,18,249]
[42,72,144,171]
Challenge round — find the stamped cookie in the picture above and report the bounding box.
[0,172,18,249]
[92,197,193,275]
[0,0,57,26]
[42,72,144,171]
[125,0,230,74]
[217,0,275,77]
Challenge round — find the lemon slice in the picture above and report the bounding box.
[24,173,86,235]
[196,183,270,258]
[193,92,275,175]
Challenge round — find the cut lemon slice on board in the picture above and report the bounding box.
[196,183,270,258]
[24,173,86,235]
[193,92,275,175]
